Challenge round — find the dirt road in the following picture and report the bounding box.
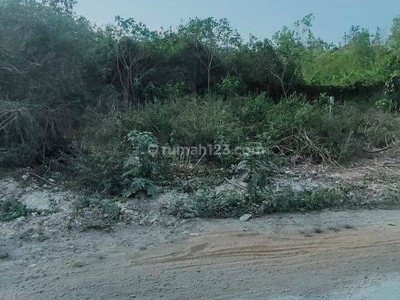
[2,209,400,299]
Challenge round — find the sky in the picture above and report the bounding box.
[75,0,400,44]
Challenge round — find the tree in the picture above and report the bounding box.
[42,0,77,13]
[271,26,303,97]
[177,17,242,93]
[389,17,400,51]
[108,16,158,107]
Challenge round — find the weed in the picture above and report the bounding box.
[343,224,355,230]
[0,199,30,222]
[299,229,314,237]
[261,188,347,214]
[0,252,10,260]
[73,198,121,231]
[313,226,324,234]
[19,229,48,242]
[170,190,253,219]
[71,261,86,268]
[327,226,341,232]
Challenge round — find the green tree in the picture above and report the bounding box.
[42,0,77,13]
[107,16,158,107]
[177,17,242,93]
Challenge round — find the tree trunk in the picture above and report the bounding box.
[207,67,211,93]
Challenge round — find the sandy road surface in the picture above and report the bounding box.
[2,210,400,300]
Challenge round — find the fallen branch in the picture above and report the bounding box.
[29,172,56,186]
[224,178,246,190]
[362,145,394,154]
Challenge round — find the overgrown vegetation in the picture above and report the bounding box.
[171,184,400,219]
[73,197,120,230]
[2,0,400,219]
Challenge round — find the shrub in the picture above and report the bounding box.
[124,96,244,147]
[360,109,400,148]
[261,188,346,213]
[0,0,105,167]
[384,74,400,110]
[0,199,30,222]
[171,190,251,219]
[73,197,121,230]
[218,76,246,97]
[170,184,390,220]
[122,130,159,198]
[69,113,127,196]
[70,115,161,198]
[255,97,369,163]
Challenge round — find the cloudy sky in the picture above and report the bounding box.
[75,0,399,44]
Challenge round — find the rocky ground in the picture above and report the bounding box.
[1,159,400,300]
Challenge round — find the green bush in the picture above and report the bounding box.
[0,0,106,167]
[0,199,30,222]
[122,130,159,198]
[170,183,400,220]
[361,109,400,148]
[261,188,346,213]
[73,197,121,230]
[125,96,244,147]
[68,112,127,196]
[171,190,251,219]
[253,97,370,163]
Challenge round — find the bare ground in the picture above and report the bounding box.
[2,208,400,300]
[2,158,400,300]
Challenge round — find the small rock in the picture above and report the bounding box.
[43,184,49,189]
[16,216,26,223]
[124,209,134,215]
[48,178,56,183]
[22,174,29,181]
[189,233,201,237]
[240,214,253,222]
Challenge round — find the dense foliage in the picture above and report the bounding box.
[1,0,400,203]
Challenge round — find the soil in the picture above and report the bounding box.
[2,159,400,300]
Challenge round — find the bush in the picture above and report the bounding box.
[122,130,159,198]
[218,76,247,97]
[0,0,108,167]
[171,190,251,219]
[69,114,160,198]
[68,112,127,196]
[361,109,400,148]
[0,100,75,167]
[73,197,121,230]
[261,188,347,213]
[246,97,395,163]
[0,199,30,222]
[125,96,244,147]
[170,183,400,220]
